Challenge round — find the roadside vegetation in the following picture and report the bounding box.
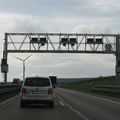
[0,91,20,102]
[61,76,120,98]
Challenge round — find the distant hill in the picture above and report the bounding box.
[57,78,93,84]
[57,76,119,85]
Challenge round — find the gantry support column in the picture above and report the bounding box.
[115,34,120,83]
[2,33,8,83]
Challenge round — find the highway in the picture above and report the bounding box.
[0,88,120,120]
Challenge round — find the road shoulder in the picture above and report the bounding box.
[0,95,19,107]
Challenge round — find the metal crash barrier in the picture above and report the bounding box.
[0,84,20,94]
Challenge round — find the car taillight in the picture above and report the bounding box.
[21,88,27,95]
[48,88,53,96]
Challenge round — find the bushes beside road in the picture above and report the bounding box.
[0,84,21,102]
[0,90,20,102]
[61,76,120,98]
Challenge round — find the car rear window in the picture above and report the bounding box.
[24,77,50,87]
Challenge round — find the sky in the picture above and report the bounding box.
[0,0,119,82]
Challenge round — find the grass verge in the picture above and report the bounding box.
[0,90,20,102]
[61,76,120,98]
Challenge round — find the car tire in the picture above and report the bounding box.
[49,101,54,108]
[20,101,25,108]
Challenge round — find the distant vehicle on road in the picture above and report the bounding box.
[13,78,20,85]
[20,76,54,108]
[49,76,57,88]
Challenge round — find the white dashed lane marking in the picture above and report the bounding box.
[59,101,65,106]
[56,95,91,120]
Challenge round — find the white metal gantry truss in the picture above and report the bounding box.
[1,33,120,83]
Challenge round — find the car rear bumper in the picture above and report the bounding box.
[21,99,53,104]
[20,96,54,104]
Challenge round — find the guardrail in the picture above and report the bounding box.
[91,85,120,94]
[0,84,21,94]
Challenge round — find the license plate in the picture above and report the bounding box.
[31,91,42,94]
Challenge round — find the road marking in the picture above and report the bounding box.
[59,101,65,106]
[84,93,120,105]
[58,88,120,105]
[0,95,18,108]
[66,103,90,120]
[56,95,91,120]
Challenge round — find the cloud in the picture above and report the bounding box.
[91,0,120,8]
[11,15,47,32]
[0,0,119,81]
[73,24,113,34]
[0,0,119,19]
[8,53,43,69]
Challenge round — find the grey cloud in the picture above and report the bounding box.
[6,53,115,81]
[0,0,119,81]
[11,15,46,32]
[0,0,119,19]
[73,24,114,34]
[23,54,115,76]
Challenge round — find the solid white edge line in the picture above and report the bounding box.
[59,101,65,106]
[84,93,120,105]
[56,95,91,120]
[59,88,120,105]
[0,95,19,108]
[66,103,90,120]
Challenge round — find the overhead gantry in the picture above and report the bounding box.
[1,33,120,83]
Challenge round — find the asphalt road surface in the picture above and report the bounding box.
[0,88,120,120]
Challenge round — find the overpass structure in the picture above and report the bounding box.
[1,33,120,83]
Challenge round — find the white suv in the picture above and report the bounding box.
[20,77,54,108]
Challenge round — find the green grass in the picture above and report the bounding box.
[0,90,20,102]
[61,76,120,97]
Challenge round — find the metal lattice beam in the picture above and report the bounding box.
[5,33,117,54]
[1,32,120,83]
